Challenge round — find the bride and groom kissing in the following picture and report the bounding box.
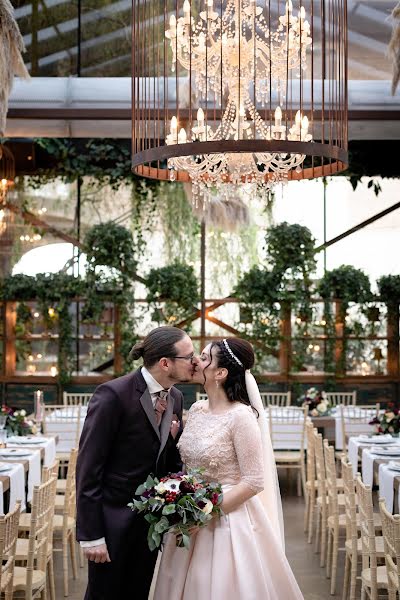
[76,326,304,600]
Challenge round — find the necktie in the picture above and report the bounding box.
[154,390,169,427]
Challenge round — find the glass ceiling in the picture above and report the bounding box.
[13,0,394,79]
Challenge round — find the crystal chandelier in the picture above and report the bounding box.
[164,0,312,194]
[132,0,348,193]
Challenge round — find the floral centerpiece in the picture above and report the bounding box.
[297,387,332,416]
[369,403,400,436]
[129,469,223,550]
[1,405,37,436]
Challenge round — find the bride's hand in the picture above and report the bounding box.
[170,419,180,439]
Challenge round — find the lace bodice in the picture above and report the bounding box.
[178,401,264,493]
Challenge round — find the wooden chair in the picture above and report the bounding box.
[340,403,380,453]
[42,404,82,463]
[42,458,60,483]
[52,447,79,596]
[356,475,388,600]
[379,498,400,600]
[326,391,357,408]
[325,439,343,594]
[195,392,208,402]
[0,501,21,600]
[304,420,317,542]
[268,406,307,496]
[341,458,384,600]
[14,477,57,600]
[260,391,291,407]
[63,392,92,407]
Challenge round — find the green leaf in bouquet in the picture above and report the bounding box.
[154,516,170,534]
[135,483,147,495]
[162,503,176,515]
[182,533,190,549]
[132,499,145,511]
[145,474,157,489]
[151,531,161,547]
[144,513,158,524]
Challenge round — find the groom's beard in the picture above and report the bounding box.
[167,367,194,385]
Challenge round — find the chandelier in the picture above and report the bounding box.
[132,0,348,196]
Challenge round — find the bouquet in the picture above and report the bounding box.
[129,469,223,550]
[369,403,400,435]
[297,387,332,416]
[1,406,36,436]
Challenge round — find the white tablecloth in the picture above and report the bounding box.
[46,407,86,452]
[7,436,56,467]
[5,463,26,513]
[335,408,378,450]
[347,435,395,475]
[266,408,306,450]
[378,463,398,514]
[0,450,41,502]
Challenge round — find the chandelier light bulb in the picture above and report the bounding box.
[301,115,309,131]
[295,110,302,126]
[197,108,205,127]
[178,128,187,143]
[170,116,178,135]
[299,6,306,19]
[286,0,293,13]
[274,106,282,127]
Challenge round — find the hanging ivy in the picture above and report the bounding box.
[146,262,199,324]
[377,275,400,305]
[317,265,372,306]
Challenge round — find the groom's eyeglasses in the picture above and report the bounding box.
[172,352,195,363]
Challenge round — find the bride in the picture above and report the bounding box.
[152,337,304,600]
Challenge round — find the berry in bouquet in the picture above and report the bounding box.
[128,469,223,550]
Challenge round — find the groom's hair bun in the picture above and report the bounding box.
[129,342,145,361]
[129,326,188,367]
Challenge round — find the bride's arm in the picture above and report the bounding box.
[220,407,264,515]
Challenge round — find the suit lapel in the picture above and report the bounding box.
[157,392,173,460]
[139,388,160,440]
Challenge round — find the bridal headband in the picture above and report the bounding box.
[222,338,244,368]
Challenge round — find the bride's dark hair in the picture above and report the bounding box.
[205,338,255,407]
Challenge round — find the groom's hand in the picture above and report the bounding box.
[84,543,111,563]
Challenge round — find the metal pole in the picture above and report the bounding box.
[75,177,81,375]
[77,0,82,76]
[323,177,327,272]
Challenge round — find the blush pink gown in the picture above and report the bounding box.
[152,401,304,600]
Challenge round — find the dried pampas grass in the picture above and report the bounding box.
[0,0,29,135]
[388,1,400,95]
[183,183,250,231]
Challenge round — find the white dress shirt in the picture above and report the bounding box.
[80,368,170,549]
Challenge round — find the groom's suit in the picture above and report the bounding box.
[76,369,183,600]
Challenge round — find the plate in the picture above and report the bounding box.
[388,461,400,472]
[358,436,396,444]
[0,462,12,473]
[7,436,47,445]
[0,449,32,457]
[372,447,400,456]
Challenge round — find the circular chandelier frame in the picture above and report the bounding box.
[132,0,348,188]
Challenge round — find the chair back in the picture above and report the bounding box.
[326,391,356,407]
[379,498,400,596]
[25,477,57,595]
[260,392,291,408]
[63,392,92,407]
[314,431,326,501]
[356,474,379,599]
[0,501,21,596]
[305,420,316,488]
[42,404,83,453]
[195,392,208,402]
[341,457,358,554]
[339,403,380,452]
[42,458,60,483]
[268,406,307,451]
[324,439,340,520]
[63,448,78,520]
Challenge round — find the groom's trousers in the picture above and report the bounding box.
[84,503,158,600]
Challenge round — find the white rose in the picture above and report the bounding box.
[201,499,213,514]
[20,410,26,417]
[318,401,327,412]
[155,483,167,494]
[14,411,19,416]
[154,496,165,503]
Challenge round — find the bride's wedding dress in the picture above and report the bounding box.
[153,401,304,600]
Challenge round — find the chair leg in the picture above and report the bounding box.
[297,470,302,497]
[308,490,315,544]
[349,552,358,600]
[330,527,339,595]
[48,554,56,600]
[342,553,350,600]
[69,531,78,580]
[63,535,69,597]
[326,528,332,577]
[320,509,327,567]
[303,489,310,533]
[314,506,321,553]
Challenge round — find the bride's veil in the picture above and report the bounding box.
[245,370,285,550]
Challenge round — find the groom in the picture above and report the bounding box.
[76,326,197,600]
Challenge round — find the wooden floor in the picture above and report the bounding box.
[63,491,345,600]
